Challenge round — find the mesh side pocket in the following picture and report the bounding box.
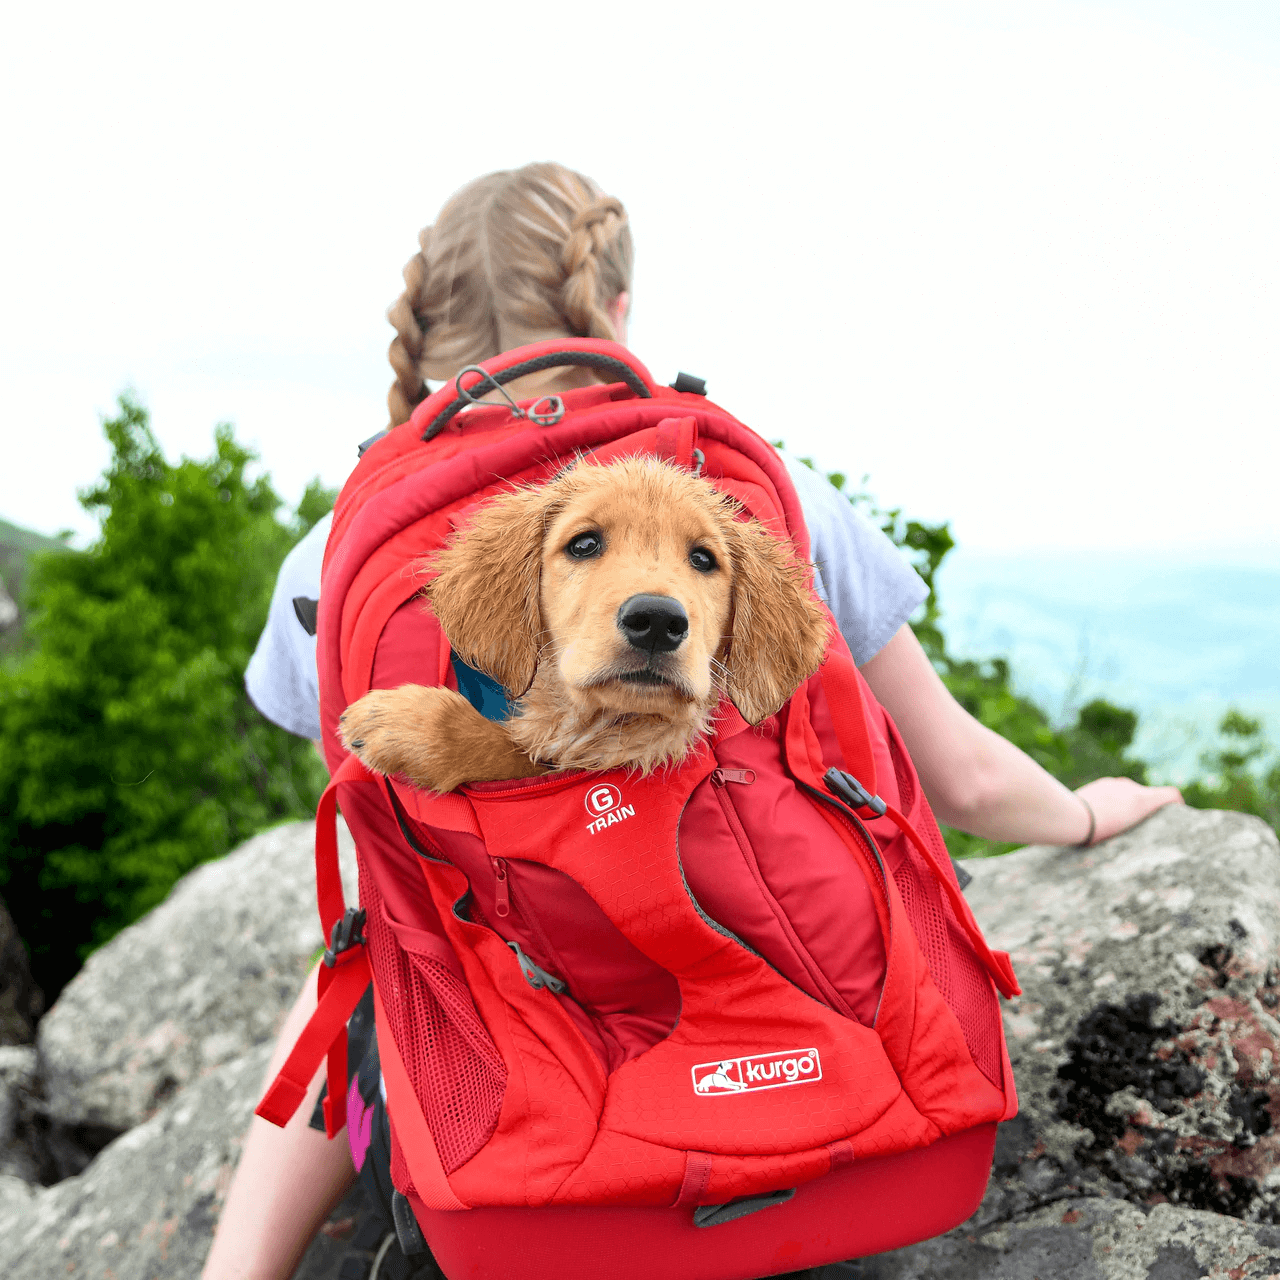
[365,882,507,1174]
[939,884,1002,1086]
[894,857,951,999]
[893,852,1002,1089]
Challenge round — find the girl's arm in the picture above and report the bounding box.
[201,966,356,1280]
[860,624,1183,846]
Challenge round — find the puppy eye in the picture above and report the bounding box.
[566,532,603,559]
[689,547,717,573]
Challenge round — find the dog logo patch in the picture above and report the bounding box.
[584,783,635,835]
[691,1049,822,1096]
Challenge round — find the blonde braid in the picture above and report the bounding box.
[384,165,634,426]
[386,227,433,427]
[559,197,629,340]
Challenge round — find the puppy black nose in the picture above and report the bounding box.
[618,594,689,653]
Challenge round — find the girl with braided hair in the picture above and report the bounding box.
[213,161,1180,1280]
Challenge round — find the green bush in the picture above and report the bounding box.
[1183,711,1280,833]
[0,396,331,999]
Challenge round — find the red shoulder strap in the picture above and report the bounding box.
[256,755,376,1136]
[816,637,878,794]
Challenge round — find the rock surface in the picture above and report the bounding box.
[0,892,42,1046]
[37,819,356,1132]
[861,1197,1280,1279]
[7,805,1280,1278]
[0,1041,271,1279]
[967,806,1280,1225]
[866,805,1280,1276]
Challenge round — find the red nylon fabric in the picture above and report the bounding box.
[267,341,1017,1269]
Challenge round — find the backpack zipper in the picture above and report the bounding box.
[675,787,763,961]
[461,771,591,801]
[710,769,856,1021]
[487,856,573,995]
[491,857,511,917]
[797,781,892,1028]
[385,779,566,995]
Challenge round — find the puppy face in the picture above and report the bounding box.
[537,461,733,718]
[427,456,829,729]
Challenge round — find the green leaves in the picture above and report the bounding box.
[1183,711,1280,833]
[0,395,328,999]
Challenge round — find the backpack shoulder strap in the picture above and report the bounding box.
[256,754,376,1136]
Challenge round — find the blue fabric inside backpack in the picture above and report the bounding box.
[452,654,513,722]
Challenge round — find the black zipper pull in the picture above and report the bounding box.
[711,768,756,786]
[492,857,510,918]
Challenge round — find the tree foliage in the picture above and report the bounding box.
[0,396,329,999]
[1182,711,1280,834]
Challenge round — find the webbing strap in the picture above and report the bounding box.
[255,753,379,1135]
[673,1152,714,1208]
[316,754,373,938]
[256,948,371,1130]
[372,982,468,1209]
[816,641,878,795]
[653,416,698,470]
[881,802,1020,998]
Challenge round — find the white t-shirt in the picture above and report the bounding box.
[244,453,927,739]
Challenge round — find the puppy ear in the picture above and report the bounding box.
[426,484,561,696]
[722,515,831,725]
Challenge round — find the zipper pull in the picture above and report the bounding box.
[824,767,886,816]
[492,857,510,918]
[711,768,756,786]
[507,941,567,994]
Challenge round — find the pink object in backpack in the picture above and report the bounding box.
[258,341,1019,1279]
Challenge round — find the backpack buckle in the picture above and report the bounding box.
[323,907,367,967]
[824,768,887,817]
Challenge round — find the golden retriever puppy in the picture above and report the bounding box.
[339,456,829,792]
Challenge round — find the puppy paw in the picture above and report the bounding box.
[339,685,512,793]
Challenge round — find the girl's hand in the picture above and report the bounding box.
[1075,776,1184,846]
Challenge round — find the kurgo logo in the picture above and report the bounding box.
[584,783,635,835]
[691,1049,823,1096]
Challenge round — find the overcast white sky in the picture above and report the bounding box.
[2,0,1277,558]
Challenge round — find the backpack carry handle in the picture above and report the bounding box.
[415,338,656,442]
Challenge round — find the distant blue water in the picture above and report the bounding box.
[933,550,1280,783]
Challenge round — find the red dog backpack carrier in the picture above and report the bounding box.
[258,340,1020,1279]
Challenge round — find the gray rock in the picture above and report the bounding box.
[958,805,1280,1226]
[0,892,42,1046]
[0,1041,271,1279]
[20,804,1280,1276]
[0,1045,39,1181]
[37,819,356,1132]
[862,1196,1280,1279]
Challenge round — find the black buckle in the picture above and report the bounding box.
[824,767,887,816]
[323,907,367,967]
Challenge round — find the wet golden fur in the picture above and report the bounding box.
[339,457,829,791]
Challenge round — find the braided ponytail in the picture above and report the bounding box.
[385,164,633,426]
[386,227,432,427]
[560,197,630,340]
